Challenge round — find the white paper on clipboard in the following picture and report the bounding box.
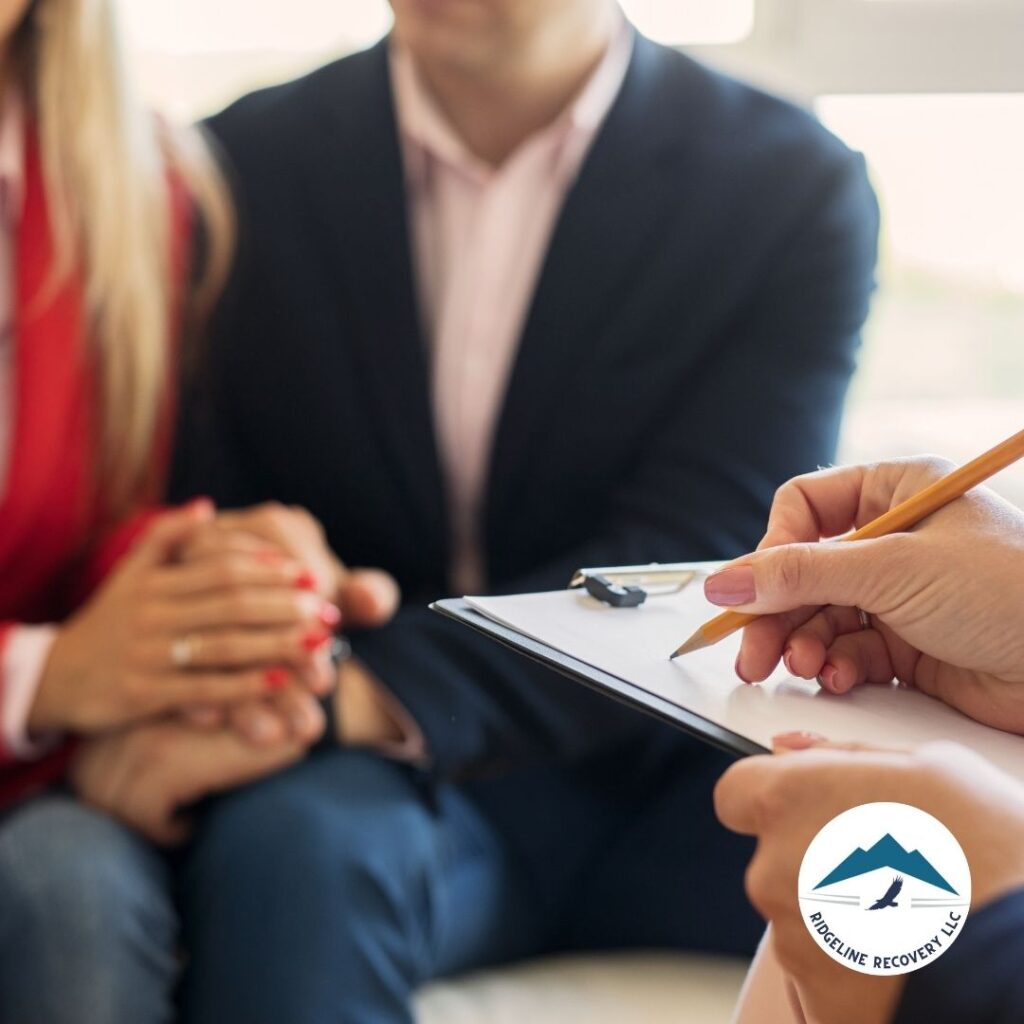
[465,569,1024,775]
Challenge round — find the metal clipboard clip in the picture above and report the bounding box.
[568,563,702,608]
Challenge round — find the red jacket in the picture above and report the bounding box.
[0,129,189,807]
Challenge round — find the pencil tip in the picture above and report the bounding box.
[670,631,710,660]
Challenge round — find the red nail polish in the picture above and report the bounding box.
[782,647,796,675]
[295,570,317,591]
[264,667,288,690]
[302,630,329,651]
[318,603,341,628]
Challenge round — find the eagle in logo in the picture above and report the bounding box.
[867,875,903,910]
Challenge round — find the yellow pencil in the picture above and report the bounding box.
[670,427,1024,659]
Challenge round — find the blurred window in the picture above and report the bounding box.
[818,94,1024,505]
[616,1,753,44]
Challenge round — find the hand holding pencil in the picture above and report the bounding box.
[672,442,1024,734]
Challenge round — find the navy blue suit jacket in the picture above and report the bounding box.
[172,34,878,780]
[895,889,1024,1022]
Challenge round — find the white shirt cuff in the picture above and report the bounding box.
[2,624,61,760]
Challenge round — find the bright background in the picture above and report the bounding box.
[115,0,1024,505]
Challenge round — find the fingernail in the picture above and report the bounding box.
[187,496,215,515]
[782,647,796,675]
[734,653,752,684]
[705,566,755,607]
[318,603,341,628]
[819,663,839,693]
[773,731,827,751]
[256,550,285,565]
[295,570,317,591]
[264,667,288,690]
[302,630,329,652]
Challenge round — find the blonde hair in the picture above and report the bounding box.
[13,0,233,517]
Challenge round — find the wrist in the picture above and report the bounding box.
[26,638,70,735]
[334,659,403,746]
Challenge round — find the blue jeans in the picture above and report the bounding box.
[0,794,178,1024]
[178,745,759,1024]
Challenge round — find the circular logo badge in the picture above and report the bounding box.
[797,802,971,976]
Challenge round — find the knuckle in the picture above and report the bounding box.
[751,782,787,830]
[772,477,798,507]
[744,859,773,918]
[746,855,794,923]
[915,454,956,481]
[774,544,811,596]
[713,762,751,824]
[251,502,289,532]
[262,502,291,526]
[711,772,733,822]
[288,503,323,538]
[215,558,248,588]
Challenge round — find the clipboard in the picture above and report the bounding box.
[431,597,765,760]
[431,576,1024,777]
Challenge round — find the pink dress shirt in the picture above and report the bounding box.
[390,20,633,595]
[0,93,59,761]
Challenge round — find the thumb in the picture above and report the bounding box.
[127,499,215,570]
[338,568,401,628]
[704,535,906,615]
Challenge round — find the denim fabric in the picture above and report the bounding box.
[0,794,178,1024]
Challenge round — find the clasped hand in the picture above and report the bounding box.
[42,500,398,843]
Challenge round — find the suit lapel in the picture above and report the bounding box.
[317,42,448,569]
[487,36,693,529]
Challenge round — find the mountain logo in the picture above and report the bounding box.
[814,832,957,895]
[797,803,971,977]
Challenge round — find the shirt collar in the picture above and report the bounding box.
[390,13,633,189]
[0,89,25,228]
